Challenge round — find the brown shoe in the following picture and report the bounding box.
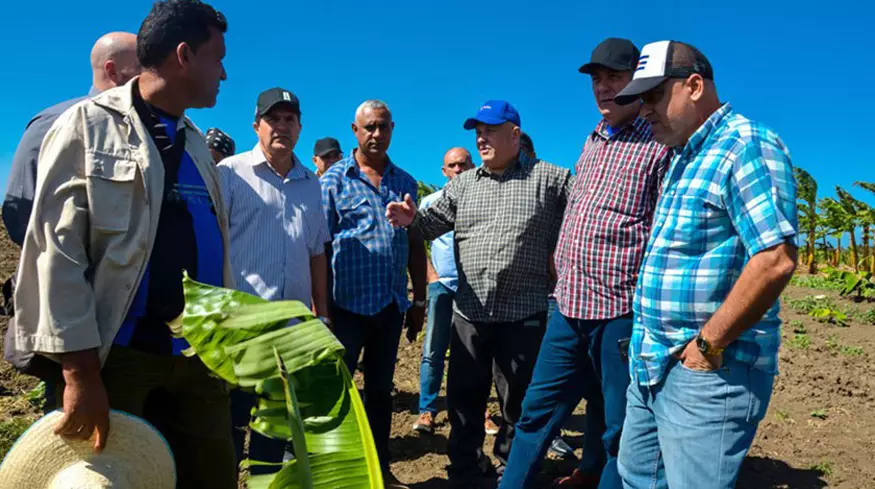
[413,411,435,434]
[383,470,410,489]
[552,469,600,488]
[484,415,500,436]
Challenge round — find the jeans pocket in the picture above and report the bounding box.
[677,359,723,375]
[745,367,775,425]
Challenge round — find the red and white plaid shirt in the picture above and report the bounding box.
[554,118,669,320]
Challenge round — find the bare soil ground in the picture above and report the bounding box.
[0,217,873,487]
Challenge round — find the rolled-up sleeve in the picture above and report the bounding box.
[724,137,798,257]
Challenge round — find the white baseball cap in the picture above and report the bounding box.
[614,40,714,105]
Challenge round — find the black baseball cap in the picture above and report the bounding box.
[205,128,235,157]
[255,87,300,120]
[313,137,342,157]
[519,132,534,153]
[614,40,714,106]
[579,38,640,74]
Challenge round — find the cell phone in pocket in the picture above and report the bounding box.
[618,337,631,361]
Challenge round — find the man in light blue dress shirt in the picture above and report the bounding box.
[217,87,330,475]
[411,147,474,434]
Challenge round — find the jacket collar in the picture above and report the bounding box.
[89,76,200,134]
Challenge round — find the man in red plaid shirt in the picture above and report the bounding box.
[499,38,670,489]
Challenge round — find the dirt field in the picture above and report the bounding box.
[1,217,874,488]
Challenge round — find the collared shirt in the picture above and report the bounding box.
[3,86,99,246]
[321,151,418,316]
[412,152,572,323]
[553,118,669,320]
[420,189,458,292]
[630,103,798,387]
[218,145,329,305]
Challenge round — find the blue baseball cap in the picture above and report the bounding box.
[463,100,521,130]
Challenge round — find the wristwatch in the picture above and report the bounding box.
[318,316,332,326]
[412,299,426,308]
[696,332,724,357]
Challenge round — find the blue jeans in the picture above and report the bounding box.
[331,303,405,470]
[499,312,632,489]
[618,358,774,489]
[419,281,455,414]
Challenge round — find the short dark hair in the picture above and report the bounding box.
[137,0,227,69]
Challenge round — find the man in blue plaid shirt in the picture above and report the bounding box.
[612,41,798,489]
[321,100,427,489]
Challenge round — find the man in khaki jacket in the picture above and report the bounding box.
[8,1,236,487]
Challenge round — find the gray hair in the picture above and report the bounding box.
[355,100,391,120]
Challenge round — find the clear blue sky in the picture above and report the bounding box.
[1,0,873,209]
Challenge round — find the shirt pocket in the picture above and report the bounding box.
[86,153,138,233]
[666,195,728,252]
[336,193,372,231]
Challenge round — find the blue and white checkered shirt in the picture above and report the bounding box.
[321,152,418,316]
[630,104,798,387]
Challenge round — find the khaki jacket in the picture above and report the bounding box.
[10,77,234,365]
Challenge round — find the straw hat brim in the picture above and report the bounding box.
[0,409,176,489]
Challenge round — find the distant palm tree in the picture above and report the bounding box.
[836,187,862,271]
[794,168,818,273]
[854,181,875,273]
[820,198,849,267]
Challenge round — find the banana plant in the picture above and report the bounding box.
[170,273,383,489]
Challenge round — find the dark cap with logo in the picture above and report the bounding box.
[205,128,235,158]
[579,38,640,74]
[614,40,714,105]
[313,137,342,157]
[255,87,300,120]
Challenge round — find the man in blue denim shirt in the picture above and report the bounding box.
[321,100,427,488]
[412,147,474,434]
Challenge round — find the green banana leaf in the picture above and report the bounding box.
[173,273,384,489]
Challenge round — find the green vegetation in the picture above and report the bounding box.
[25,382,45,409]
[841,345,865,356]
[810,461,834,477]
[775,409,791,421]
[788,320,807,334]
[789,334,811,349]
[174,273,383,489]
[0,417,36,459]
[810,409,828,420]
[792,169,875,274]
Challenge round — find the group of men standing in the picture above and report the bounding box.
[3,1,799,489]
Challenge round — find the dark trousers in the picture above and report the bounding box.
[499,313,633,489]
[56,346,237,489]
[331,303,405,470]
[230,388,288,475]
[447,311,547,481]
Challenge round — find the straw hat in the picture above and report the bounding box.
[0,409,176,489]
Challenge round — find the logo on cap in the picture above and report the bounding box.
[283,92,291,101]
[635,55,649,73]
